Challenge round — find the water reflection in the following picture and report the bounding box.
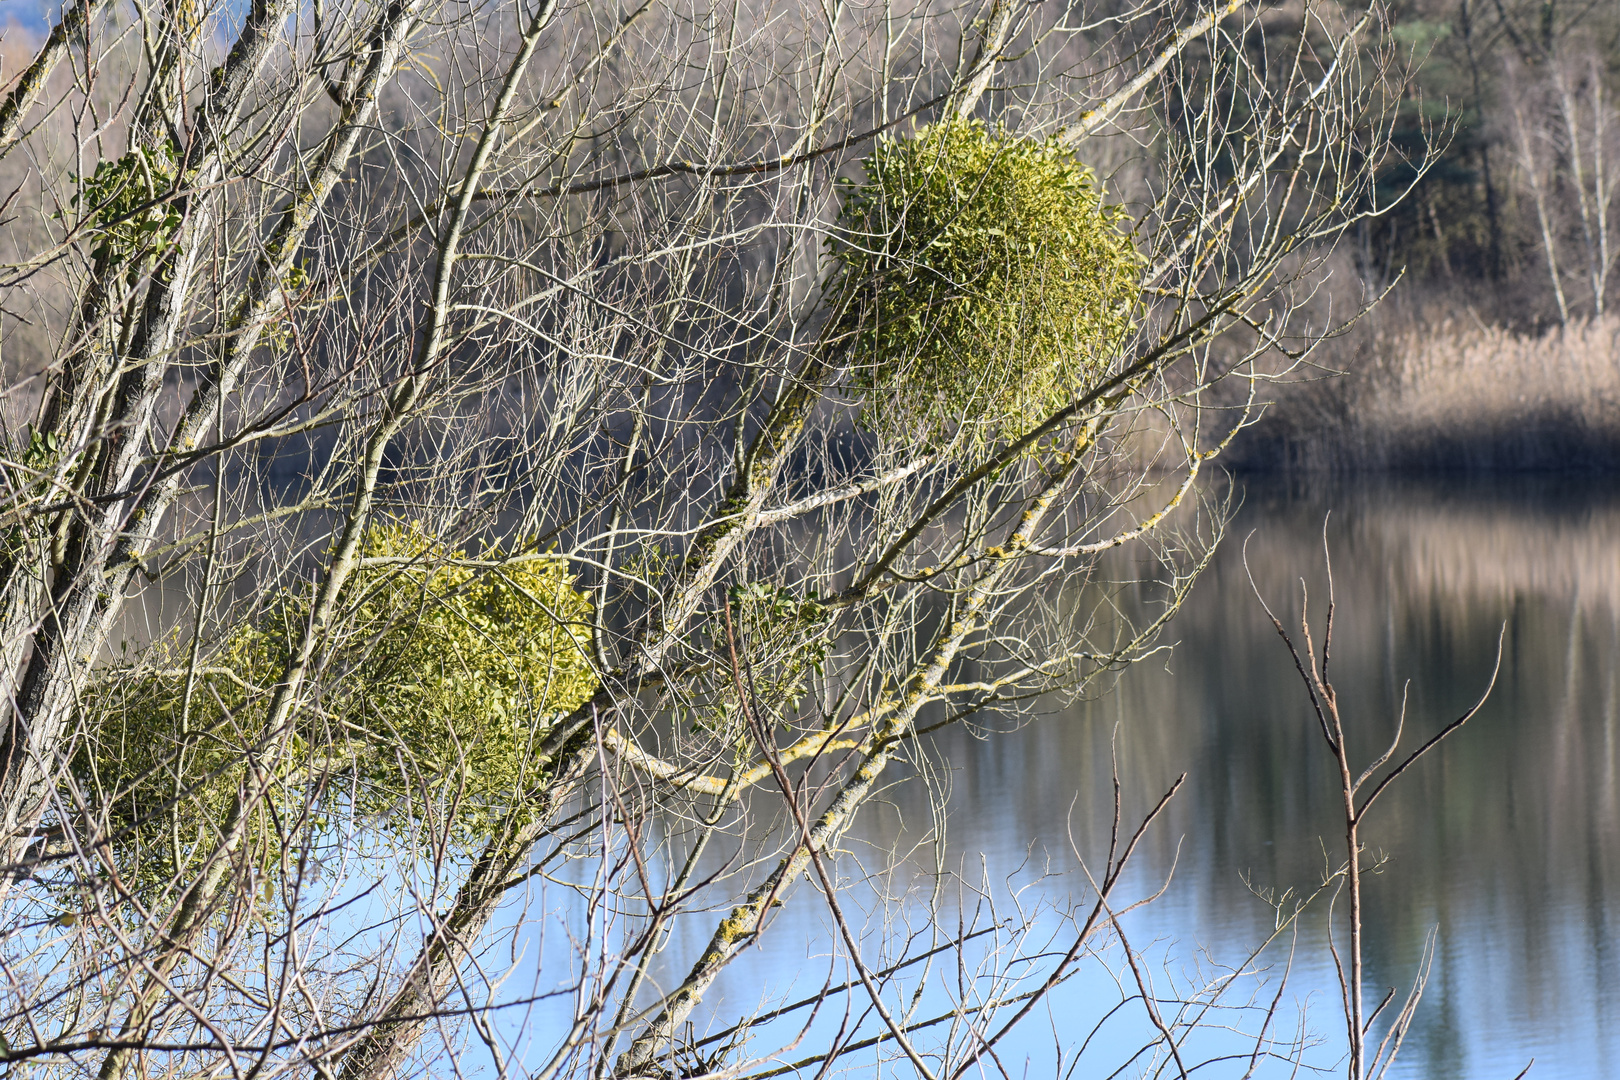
[864,473,1620,1079]
[514,475,1619,1078]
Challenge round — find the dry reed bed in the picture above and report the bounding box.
[1234,314,1620,471]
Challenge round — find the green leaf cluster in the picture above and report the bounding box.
[827,119,1142,449]
[19,424,61,468]
[74,620,300,898]
[2,426,78,561]
[682,583,832,742]
[70,143,182,275]
[344,523,600,835]
[75,523,599,895]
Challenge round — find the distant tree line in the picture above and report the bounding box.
[1344,0,1620,324]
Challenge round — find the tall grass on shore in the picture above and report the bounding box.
[1234,313,1620,471]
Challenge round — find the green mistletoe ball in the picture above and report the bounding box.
[828,119,1142,449]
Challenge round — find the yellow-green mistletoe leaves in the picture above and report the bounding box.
[75,523,599,892]
[347,523,599,836]
[18,424,61,470]
[73,625,298,898]
[827,119,1143,450]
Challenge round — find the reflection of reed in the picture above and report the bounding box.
[1239,477,1620,610]
[871,476,1620,1079]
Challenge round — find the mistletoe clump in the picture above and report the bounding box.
[72,143,182,279]
[828,118,1142,449]
[76,524,599,894]
[344,523,599,836]
[680,582,832,746]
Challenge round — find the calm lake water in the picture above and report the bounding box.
[503,473,1620,1079]
[909,472,1620,1079]
[634,473,1620,1080]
